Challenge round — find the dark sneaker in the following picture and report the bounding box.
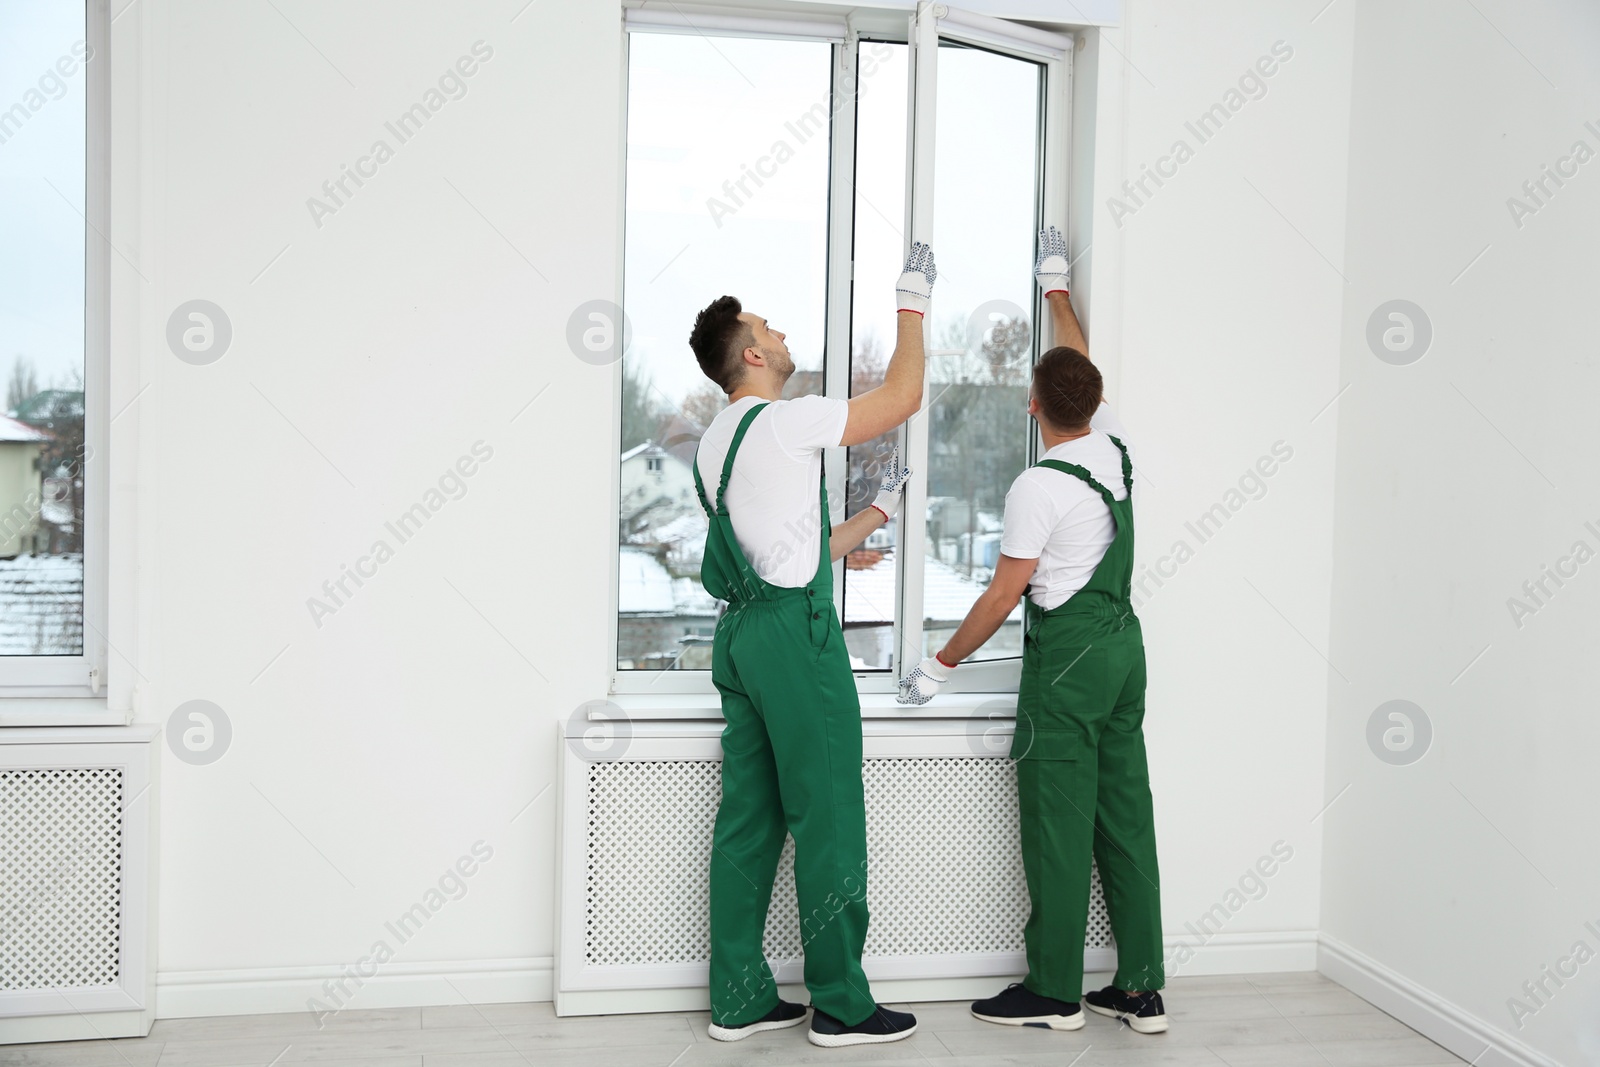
[707,999,808,1042]
[971,983,1085,1031]
[1084,986,1168,1034]
[807,1004,917,1047]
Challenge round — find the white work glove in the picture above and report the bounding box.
[897,654,953,705]
[1035,224,1071,296]
[895,241,938,317]
[868,446,913,522]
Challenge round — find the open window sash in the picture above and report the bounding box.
[609,4,1073,698]
[891,3,1072,696]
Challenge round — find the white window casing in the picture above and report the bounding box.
[611,1,1083,704]
[2,0,111,701]
[623,3,848,42]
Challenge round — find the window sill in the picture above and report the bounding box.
[606,692,1016,721]
[0,698,129,728]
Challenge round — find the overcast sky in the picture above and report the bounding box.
[623,31,1040,413]
[0,13,1043,416]
[1,0,87,403]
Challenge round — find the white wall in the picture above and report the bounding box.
[1320,2,1600,1064]
[129,0,625,1011]
[117,0,1354,1015]
[1106,0,1352,968]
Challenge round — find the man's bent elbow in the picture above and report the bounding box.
[896,388,923,420]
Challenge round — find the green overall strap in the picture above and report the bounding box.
[1026,435,1137,628]
[692,403,768,518]
[692,403,771,603]
[691,401,835,605]
[692,459,715,520]
[1034,458,1119,511]
[810,464,834,600]
[1107,434,1134,496]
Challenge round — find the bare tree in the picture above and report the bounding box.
[680,382,724,430]
[52,363,85,391]
[921,313,1033,575]
[850,330,888,395]
[980,314,1033,379]
[620,359,669,452]
[6,357,39,414]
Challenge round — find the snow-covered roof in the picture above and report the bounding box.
[620,441,659,464]
[653,511,707,544]
[621,440,698,469]
[672,577,719,617]
[0,553,84,655]
[618,546,676,615]
[843,554,1023,626]
[0,414,50,443]
[618,547,720,618]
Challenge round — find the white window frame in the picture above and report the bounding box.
[610,1,1073,699]
[1,0,111,703]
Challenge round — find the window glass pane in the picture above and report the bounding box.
[922,42,1041,662]
[617,32,833,671]
[0,0,88,657]
[842,40,908,673]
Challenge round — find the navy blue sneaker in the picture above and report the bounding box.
[971,983,1085,1030]
[707,999,808,1042]
[1084,985,1168,1033]
[807,1004,917,1047]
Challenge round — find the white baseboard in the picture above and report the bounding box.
[1166,929,1319,978]
[152,931,1316,1023]
[554,977,1019,1018]
[147,934,1324,1023]
[554,932,1319,1016]
[73,931,1578,1066]
[156,957,553,1020]
[1318,934,1564,1067]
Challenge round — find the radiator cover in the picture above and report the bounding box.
[557,722,1114,1012]
[0,727,157,1039]
[1,767,125,992]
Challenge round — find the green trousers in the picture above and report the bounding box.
[707,591,875,1027]
[694,401,875,1028]
[1013,603,1163,999]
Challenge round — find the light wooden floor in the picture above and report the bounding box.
[2,973,1470,1067]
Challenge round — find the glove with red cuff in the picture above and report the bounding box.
[868,446,912,522]
[897,652,955,705]
[895,241,938,316]
[1035,224,1071,297]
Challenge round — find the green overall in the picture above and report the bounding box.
[1011,436,1164,1000]
[693,402,876,1028]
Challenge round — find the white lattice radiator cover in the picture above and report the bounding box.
[576,752,1111,977]
[1,728,157,1035]
[0,767,125,992]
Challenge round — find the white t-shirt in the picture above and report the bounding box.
[999,403,1134,610]
[695,394,849,589]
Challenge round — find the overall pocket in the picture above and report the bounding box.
[1011,723,1082,763]
[1013,727,1080,816]
[1036,645,1109,724]
[807,598,835,659]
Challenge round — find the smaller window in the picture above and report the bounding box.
[2,0,101,690]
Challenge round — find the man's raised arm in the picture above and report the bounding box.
[841,242,938,447]
[1037,225,1088,360]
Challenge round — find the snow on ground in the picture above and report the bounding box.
[0,553,84,656]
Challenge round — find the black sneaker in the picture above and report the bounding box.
[707,999,808,1042]
[807,1004,917,1047]
[971,983,1085,1031]
[1084,986,1168,1033]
